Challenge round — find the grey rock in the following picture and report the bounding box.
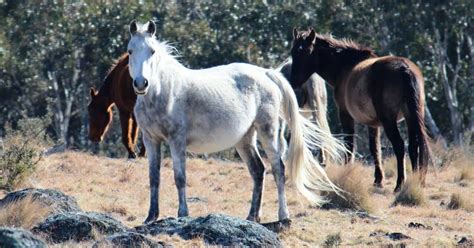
[93,232,169,248]
[0,228,46,248]
[458,237,474,247]
[408,222,433,230]
[369,231,412,241]
[0,188,81,213]
[32,211,128,243]
[136,213,282,247]
[387,232,412,241]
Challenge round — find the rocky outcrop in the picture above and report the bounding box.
[32,211,128,243]
[93,232,169,248]
[0,188,282,247]
[0,188,81,213]
[0,228,47,248]
[136,213,282,247]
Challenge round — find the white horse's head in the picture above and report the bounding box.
[127,20,158,95]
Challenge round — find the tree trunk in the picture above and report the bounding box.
[466,35,474,145]
[432,26,464,146]
[47,50,82,145]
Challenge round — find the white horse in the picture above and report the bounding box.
[127,20,345,223]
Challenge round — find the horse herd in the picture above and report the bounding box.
[88,20,430,224]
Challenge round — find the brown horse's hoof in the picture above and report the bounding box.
[128,153,137,159]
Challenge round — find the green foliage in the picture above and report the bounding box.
[0,116,51,191]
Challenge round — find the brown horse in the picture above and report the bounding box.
[290,29,430,191]
[88,53,145,158]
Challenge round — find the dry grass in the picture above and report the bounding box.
[0,195,52,229]
[323,164,374,213]
[2,150,471,247]
[455,165,474,182]
[447,193,472,211]
[393,175,428,207]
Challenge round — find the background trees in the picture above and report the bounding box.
[0,1,472,157]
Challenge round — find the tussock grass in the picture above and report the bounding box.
[323,165,374,213]
[393,175,427,207]
[455,165,474,182]
[447,193,472,211]
[323,233,342,247]
[0,195,52,229]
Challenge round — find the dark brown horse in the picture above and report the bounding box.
[88,53,145,158]
[290,29,430,191]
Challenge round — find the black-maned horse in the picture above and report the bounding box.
[290,29,430,191]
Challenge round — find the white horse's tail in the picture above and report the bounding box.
[266,70,346,205]
[308,75,331,157]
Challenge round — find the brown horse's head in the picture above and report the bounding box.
[88,88,113,142]
[290,28,318,89]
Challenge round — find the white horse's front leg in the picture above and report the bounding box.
[143,134,162,223]
[169,136,188,217]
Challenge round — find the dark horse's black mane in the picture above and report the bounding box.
[314,33,376,55]
[312,33,377,66]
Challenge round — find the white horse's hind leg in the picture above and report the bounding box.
[235,129,265,222]
[257,121,290,221]
[143,135,162,223]
[169,136,189,217]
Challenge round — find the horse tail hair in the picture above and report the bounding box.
[265,70,346,205]
[309,75,331,154]
[401,66,431,180]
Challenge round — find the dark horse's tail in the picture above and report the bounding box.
[401,65,431,183]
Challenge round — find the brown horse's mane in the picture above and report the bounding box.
[97,53,129,99]
[315,33,376,56]
[106,53,129,75]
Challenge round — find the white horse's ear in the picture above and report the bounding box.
[129,20,138,35]
[147,20,156,36]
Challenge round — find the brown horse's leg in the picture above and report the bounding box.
[380,119,406,192]
[119,110,137,159]
[339,110,355,164]
[131,114,146,157]
[368,127,383,187]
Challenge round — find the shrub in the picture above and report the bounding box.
[0,116,50,191]
[393,175,427,207]
[323,165,374,213]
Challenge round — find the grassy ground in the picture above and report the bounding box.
[3,150,473,247]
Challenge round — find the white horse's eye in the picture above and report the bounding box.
[151,49,155,55]
[128,50,133,55]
